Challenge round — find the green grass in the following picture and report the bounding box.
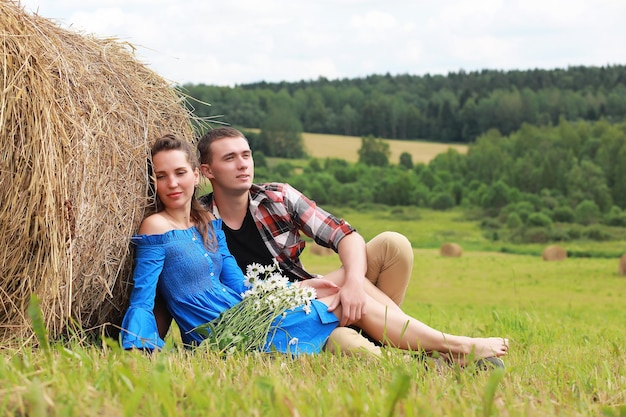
[2,209,626,416]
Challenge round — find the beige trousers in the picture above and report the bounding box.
[323,231,414,356]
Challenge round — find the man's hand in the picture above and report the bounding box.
[326,276,367,326]
[297,278,340,299]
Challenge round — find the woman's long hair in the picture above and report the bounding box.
[149,134,216,250]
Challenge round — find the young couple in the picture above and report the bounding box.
[121,128,509,364]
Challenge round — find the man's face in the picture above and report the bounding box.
[200,136,254,193]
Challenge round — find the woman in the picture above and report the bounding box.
[121,134,509,362]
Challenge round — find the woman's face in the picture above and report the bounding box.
[152,149,199,210]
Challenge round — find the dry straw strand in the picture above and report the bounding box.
[0,1,201,343]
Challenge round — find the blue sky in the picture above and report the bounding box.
[18,0,626,86]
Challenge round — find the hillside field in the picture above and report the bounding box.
[302,132,468,164]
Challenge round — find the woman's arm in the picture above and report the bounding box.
[120,228,167,350]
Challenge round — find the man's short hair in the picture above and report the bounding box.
[197,126,247,164]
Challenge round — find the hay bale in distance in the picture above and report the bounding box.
[618,254,626,276]
[309,242,336,257]
[542,245,567,261]
[440,243,463,257]
[0,1,197,342]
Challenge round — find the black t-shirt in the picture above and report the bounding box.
[222,209,274,275]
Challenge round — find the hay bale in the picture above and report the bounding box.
[309,242,336,257]
[542,245,567,261]
[440,243,462,257]
[618,254,626,276]
[0,1,197,342]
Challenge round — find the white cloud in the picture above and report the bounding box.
[17,0,626,86]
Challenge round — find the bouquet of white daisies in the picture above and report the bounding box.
[194,262,317,354]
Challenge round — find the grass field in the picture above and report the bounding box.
[2,209,625,416]
[302,132,468,164]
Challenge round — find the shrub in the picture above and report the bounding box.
[254,166,272,183]
[527,212,553,228]
[522,227,551,243]
[304,158,322,173]
[574,200,601,225]
[514,201,535,222]
[583,226,612,241]
[272,162,295,178]
[549,227,571,242]
[305,181,328,205]
[481,217,501,230]
[567,226,583,240]
[604,206,626,226]
[253,151,268,168]
[552,206,575,223]
[429,193,455,210]
[506,212,523,229]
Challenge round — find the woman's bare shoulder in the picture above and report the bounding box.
[138,213,172,235]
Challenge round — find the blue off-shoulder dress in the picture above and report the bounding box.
[121,219,339,354]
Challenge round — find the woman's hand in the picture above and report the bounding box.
[298,278,340,299]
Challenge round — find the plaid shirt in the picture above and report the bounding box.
[199,183,356,280]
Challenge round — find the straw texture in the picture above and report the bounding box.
[0,1,196,342]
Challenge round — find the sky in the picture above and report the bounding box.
[17,0,626,87]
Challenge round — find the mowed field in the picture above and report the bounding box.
[302,132,468,164]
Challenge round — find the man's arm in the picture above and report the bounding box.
[325,232,368,326]
[272,183,369,324]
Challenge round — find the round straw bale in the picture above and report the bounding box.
[0,2,200,342]
[309,242,336,257]
[440,243,463,257]
[618,254,626,276]
[542,245,567,261]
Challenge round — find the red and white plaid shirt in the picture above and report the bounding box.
[200,183,356,280]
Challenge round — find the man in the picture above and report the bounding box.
[194,127,414,356]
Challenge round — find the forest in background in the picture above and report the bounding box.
[184,66,626,248]
[182,65,626,143]
[247,119,626,249]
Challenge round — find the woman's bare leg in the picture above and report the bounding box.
[322,268,403,313]
[318,293,509,364]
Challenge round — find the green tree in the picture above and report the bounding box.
[429,192,455,210]
[340,104,359,136]
[574,200,601,225]
[259,96,305,158]
[604,206,626,226]
[250,150,267,169]
[273,162,294,178]
[399,152,413,169]
[481,180,513,213]
[506,212,522,229]
[527,212,553,228]
[358,135,390,167]
[566,159,612,212]
[304,158,323,174]
[552,206,575,223]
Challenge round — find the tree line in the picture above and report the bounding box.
[182,65,626,144]
[251,119,626,245]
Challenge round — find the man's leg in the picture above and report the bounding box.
[364,231,413,306]
[319,231,412,355]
